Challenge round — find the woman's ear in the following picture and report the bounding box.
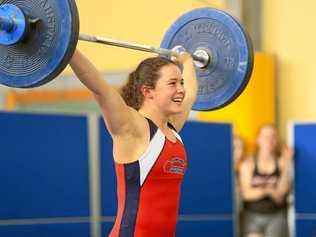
[141,85,154,99]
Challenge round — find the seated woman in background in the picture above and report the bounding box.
[239,125,293,237]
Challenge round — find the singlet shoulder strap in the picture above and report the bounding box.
[167,122,177,132]
[168,122,183,143]
[144,118,183,143]
[253,156,259,175]
[274,157,281,175]
[145,117,158,140]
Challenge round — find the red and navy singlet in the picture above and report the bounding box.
[109,118,187,237]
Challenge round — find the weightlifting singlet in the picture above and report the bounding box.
[108,118,187,237]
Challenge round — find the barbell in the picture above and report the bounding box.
[0,0,254,111]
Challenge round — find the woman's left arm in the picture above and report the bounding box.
[267,146,294,203]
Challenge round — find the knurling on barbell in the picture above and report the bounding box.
[0,0,253,111]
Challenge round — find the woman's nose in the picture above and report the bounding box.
[177,84,185,92]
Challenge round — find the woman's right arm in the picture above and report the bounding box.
[69,50,139,136]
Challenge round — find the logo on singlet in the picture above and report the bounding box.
[163,157,187,175]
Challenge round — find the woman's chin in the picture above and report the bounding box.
[170,109,183,115]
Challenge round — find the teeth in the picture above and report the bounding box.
[173,98,183,102]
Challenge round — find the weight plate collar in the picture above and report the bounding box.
[0,4,27,46]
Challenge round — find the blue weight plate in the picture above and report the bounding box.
[161,8,254,111]
[0,0,79,88]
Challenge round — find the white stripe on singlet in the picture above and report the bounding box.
[139,129,166,186]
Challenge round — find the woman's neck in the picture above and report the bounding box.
[257,150,275,161]
[138,107,169,129]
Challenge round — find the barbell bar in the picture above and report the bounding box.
[78,34,210,68]
[0,0,254,111]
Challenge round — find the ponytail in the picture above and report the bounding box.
[120,71,143,110]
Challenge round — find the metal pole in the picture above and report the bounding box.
[79,33,210,68]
